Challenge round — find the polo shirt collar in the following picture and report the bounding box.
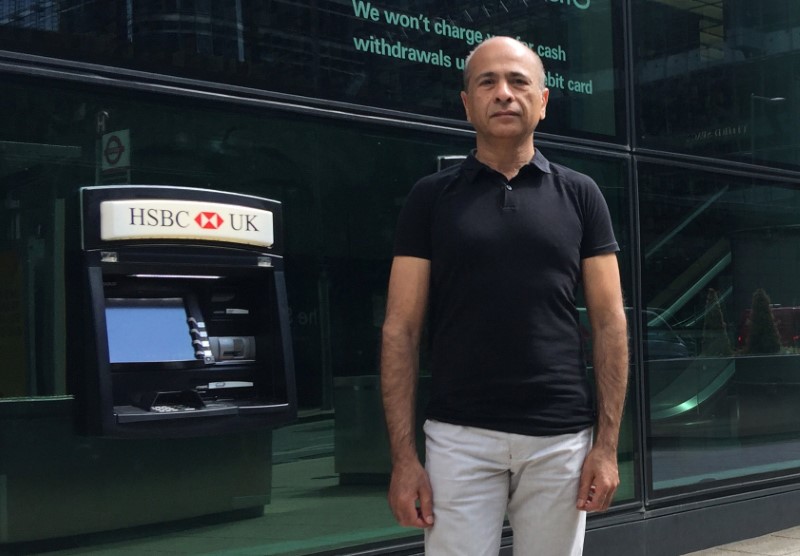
[461,148,552,183]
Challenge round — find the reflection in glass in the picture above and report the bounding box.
[641,162,800,495]
[634,0,799,169]
[750,94,787,163]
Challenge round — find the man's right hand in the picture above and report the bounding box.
[387,458,435,528]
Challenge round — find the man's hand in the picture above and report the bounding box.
[576,445,619,513]
[388,458,435,528]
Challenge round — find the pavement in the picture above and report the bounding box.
[685,526,800,555]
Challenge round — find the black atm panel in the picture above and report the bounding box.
[70,186,297,437]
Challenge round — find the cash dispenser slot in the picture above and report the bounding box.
[69,186,297,437]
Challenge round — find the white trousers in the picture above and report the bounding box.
[423,420,592,556]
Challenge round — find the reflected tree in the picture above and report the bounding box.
[746,288,782,354]
[701,288,732,356]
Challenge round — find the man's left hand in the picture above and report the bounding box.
[576,445,620,512]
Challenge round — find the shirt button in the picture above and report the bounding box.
[505,184,512,191]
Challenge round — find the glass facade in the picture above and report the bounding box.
[0,0,799,555]
[0,0,626,141]
[641,161,800,496]
[635,0,800,168]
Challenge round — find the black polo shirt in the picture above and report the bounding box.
[393,149,619,436]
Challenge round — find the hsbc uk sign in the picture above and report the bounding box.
[99,199,274,247]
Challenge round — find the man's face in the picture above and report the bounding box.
[460,39,549,142]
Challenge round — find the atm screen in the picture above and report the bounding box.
[105,298,196,363]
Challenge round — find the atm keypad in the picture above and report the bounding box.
[151,405,196,413]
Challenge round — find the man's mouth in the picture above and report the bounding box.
[491,111,519,118]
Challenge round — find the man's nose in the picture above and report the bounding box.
[494,80,513,102]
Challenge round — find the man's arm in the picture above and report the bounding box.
[381,255,434,528]
[576,252,629,512]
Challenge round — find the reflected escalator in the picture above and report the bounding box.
[646,232,738,437]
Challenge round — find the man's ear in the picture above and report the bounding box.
[461,90,472,123]
[540,87,550,120]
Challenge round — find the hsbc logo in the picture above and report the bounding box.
[128,208,258,232]
[195,212,224,229]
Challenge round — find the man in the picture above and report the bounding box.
[380,36,628,556]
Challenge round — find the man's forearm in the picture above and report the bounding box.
[380,256,430,466]
[381,324,421,465]
[591,317,629,450]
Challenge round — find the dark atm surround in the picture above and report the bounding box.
[69,186,297,437]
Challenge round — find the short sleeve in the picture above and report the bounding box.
[392,176,439,260]
[579,178,619,259]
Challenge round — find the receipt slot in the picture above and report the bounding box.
[68,186,296,436]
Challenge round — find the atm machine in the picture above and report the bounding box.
[0,186,297,545]
[69,185,296,437]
